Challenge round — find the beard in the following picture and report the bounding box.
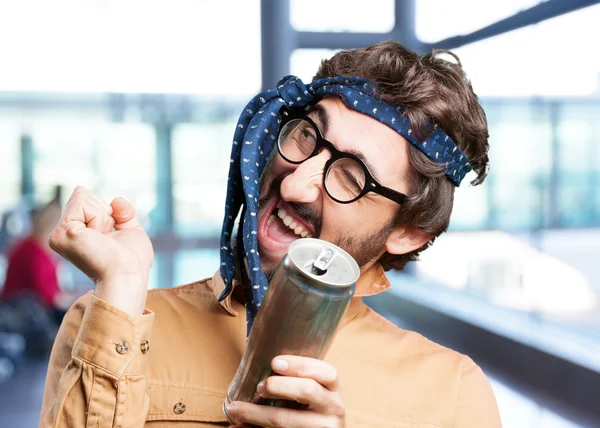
[258,159,396,281]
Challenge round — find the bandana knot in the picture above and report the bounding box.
[277,75,314,106]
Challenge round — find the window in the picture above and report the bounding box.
[172,121,238,236]
[0,0,261,95]
[291,0,394,33]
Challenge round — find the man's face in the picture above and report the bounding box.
[256,96,411,278]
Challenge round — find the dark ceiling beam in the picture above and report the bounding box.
[297,32,389,50]
[297,0,600,54]
[425,0,600,51]
[297,0,423,53]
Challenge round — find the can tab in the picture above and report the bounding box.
[312,247,337,275]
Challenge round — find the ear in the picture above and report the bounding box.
[385,227,433,256]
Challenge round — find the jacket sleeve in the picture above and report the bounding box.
[452,361,502,428]
[39,291,154,427]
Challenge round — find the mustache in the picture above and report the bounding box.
[258,174,284,208]
[286,201,322,237]
[259,173,323,237]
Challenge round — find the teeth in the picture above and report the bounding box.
[274,207,312,238]
[265,215,276,236]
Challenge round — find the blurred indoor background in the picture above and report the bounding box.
[1,0,599,426]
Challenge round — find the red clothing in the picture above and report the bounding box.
[1,236,60,308]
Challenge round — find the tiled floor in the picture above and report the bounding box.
[0,358,48,427]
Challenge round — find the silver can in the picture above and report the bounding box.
[223,238,360,424]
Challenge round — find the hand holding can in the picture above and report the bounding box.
[223,238,359,425]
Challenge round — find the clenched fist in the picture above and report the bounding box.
[48,186,154,316]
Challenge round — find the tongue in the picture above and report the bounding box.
[268,217,299,243]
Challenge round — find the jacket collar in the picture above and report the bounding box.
[210,263,391,318]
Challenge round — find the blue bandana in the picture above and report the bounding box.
[219,75,471,333]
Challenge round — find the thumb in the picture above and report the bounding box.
[110,197,142,230]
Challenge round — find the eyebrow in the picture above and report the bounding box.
[306,104,330,137]
[345,148,382,183]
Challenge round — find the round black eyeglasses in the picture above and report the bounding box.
[276,106,407,205]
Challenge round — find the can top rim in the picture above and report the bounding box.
[287,238,360,287]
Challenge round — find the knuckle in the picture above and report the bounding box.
[296,361,310,378]
[47,230,59,249]
[73,185,87,195]
[270,408,288,428]
[302,380,319,400]
[48,223,68,245]
[331,401,346,418]
[323,361,336,376]
[65,223,82,239]
[328,370,339,385]
[235,405,249,423]
[263,377,275,394]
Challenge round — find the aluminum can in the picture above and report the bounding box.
[223,238,360,424]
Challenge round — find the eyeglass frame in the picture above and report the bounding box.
[276,105,408,205]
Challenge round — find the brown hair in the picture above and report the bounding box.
[314,40,489,271]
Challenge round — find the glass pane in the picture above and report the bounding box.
[0,0,261,95]
[174,249,221,286]
[444,4,600,97]
[556,104,600,227]
[32,121,156,224]
[449,181,489,230]
[291,0,394,33]
[416,0,539,43]
[95,124,157,221]
[172,121,238,236]
[482,103,552,230]
[290,49,339,83]
[0,122,22,215]
[32,122,97,202]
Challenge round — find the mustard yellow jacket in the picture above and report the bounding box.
[40,265,501,427]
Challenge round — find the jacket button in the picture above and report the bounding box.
[140,340,150,354]
[173,402,186,414]
[115,341,130,355]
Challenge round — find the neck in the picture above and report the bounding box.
[355,262,384,295]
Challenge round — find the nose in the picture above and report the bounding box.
[280,149,332,204]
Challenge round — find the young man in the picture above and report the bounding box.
[41,41,501,427]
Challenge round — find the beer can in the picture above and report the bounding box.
[223,238,360,424]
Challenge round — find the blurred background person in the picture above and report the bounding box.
[0,187,81,362]
[1,188,79,324]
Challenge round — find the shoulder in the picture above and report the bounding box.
[362,306,500,425]
[333,305,501,426]
[363,305,473,370]
[342,305,487,391]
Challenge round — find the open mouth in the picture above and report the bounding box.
[268,201,314,239]
[257,198,316,258]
